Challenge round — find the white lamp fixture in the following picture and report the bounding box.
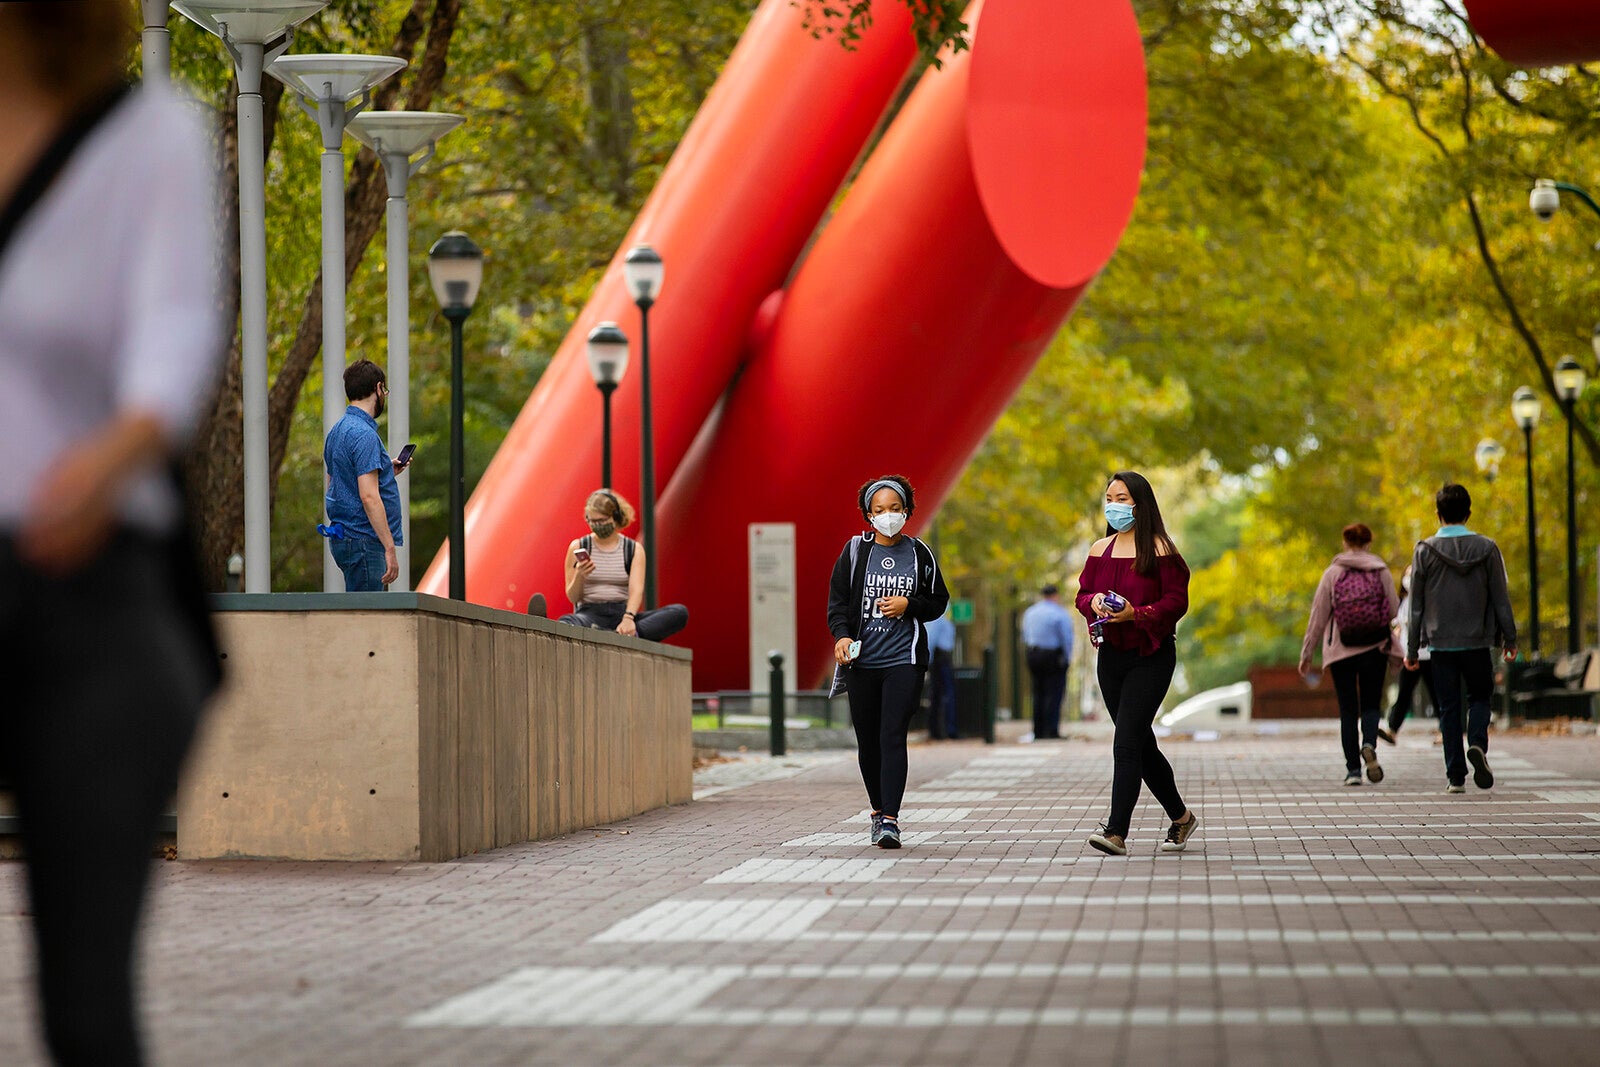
[269,53,406,591]
[1555,356,1589,403]
[586,322,630,387]
[428,231,485,311]
[172,0,329,593]
[623,244,665,305]
[1530,179,1561,220]
[346,110,464,591]
[1512,386,1541,431]
[1475,438,1505,479]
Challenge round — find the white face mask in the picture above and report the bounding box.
[871,511,907,537]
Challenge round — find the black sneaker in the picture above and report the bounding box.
[1361,744,1384,784]
[1343,772,1362,787]
[527,593,547,617]
[1467,746,1494,789]
[1445,782,1466,794]
[1377,724,1397,745]
[870,813,885,846]
[877,818,901,849]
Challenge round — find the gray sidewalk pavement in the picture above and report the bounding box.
[4,730,1600,1066]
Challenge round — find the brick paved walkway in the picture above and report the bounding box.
[3,730,1600,1066]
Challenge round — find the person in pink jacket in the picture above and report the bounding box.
[1298,524,1400,786]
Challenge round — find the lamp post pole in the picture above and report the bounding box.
[172,0,328,592]
[623,244,664,610]
[347,112,464,590]
[428,230,485,602]
[269,56,406,592]
[447,306,468,601]
[1513,386,1542,656]
[1554,357,1588,654]
[141,0,171,82]
[600,381,618,488]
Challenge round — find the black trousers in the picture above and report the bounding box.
[844,664,924,818]
[1026,647,1068,739]
[1329,648,1386,773]
[927,649,956,739]
[1097,639,1184,839]
[1388,658,1435,731]
[0,534,209,1067]
[558,600,688,642]
[1430,648,1495,786]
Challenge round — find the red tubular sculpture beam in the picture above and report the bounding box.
[659,0,1147,690]
[1462,0,1600,66]
[418,0,916,607]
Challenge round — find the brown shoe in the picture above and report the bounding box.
[1160,811,1199,852]
[1088,827,1127,856]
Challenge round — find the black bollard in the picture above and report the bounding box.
[983,645,997,745]
[769,651,786,757]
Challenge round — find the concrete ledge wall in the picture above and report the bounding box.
[178,594,692,862]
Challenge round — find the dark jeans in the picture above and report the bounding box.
[1097,639,1184,839]
[1430,648,1494,785]
[0,534,209,1066]
[1388,658,1435,731]
[1329,648,1386,773]
[927,649,956,738]
[329,534,388,592]
[557,600,688,642]
[1026,647,1068,739]
[845,664,924,818]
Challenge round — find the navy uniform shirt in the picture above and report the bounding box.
[857,538,920,668]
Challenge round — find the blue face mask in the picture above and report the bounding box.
[1104,501,1135,532]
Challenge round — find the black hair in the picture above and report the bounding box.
[344,359,386,402]
[1040,584,1059,597]
[1436,483,1472,525]
[857,474,916,522]
[1105,470,1176,576]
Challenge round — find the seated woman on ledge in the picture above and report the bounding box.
[533,489,687,642]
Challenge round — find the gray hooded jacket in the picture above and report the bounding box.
[1406,532,1517,659]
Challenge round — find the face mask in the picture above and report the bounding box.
[1104,501,1135,532]
[871,512,907,537]
[587,518,616,538]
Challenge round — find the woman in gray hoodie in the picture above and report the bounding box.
[1298,524,1400,785]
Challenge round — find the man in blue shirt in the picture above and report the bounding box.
[1021,584,1075,740]
[323,360,409,591]
[925,609,957,739]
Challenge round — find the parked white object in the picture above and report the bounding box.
[1160,681,1251,730]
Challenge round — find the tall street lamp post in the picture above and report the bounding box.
[1555,356,1589,653]
[141,0,172,82]
[346,111,464,591]
[622,244,664,609]
[428,231,485,602]
[1512,386,1542,655]
[268,53,406,592]
[586,322,629,489]
[172,0,328,592]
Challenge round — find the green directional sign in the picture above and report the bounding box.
[949,599,975,624]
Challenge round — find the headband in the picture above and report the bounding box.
[863,479,907,508]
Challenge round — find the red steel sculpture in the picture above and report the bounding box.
[430,0,1591,690]
[420,0,1147,690]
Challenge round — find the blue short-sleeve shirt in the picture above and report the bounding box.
[324,406,402,544]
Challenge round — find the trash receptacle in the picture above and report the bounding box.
[953,666,986,739]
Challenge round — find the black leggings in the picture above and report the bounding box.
[1388,658,1434,731]
[844,665,924,818]
[558,600,688,641]
[1329,648,1386,773]
[0,535,208,1067]
[1097,639,1185,839]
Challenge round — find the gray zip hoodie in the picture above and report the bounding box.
[1406,531,1517,659]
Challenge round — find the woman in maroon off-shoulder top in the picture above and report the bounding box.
[1074,471,1199,857]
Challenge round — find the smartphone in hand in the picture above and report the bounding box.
[395,442,416,468]
[573,547,591,564]
[846,640,862,662]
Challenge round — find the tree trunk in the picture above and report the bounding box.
[581,14,636,204]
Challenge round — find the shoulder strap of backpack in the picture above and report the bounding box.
[580,534,593,553]
[623,536,636,573]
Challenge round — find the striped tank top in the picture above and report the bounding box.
[582,540,630,605]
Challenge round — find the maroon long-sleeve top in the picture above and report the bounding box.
[1074,541,1191,655]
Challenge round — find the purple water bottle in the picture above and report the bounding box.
[1090,591,1127,647]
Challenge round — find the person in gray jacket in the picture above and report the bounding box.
[1404,483,1518,793]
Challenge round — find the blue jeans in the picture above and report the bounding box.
[1430,648,1493,785]
[330,536,388,592]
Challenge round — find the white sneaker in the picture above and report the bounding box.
[1445,783,1466,794]
[1343,773,1362,787]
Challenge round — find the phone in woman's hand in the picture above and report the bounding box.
[573,547,591,564]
